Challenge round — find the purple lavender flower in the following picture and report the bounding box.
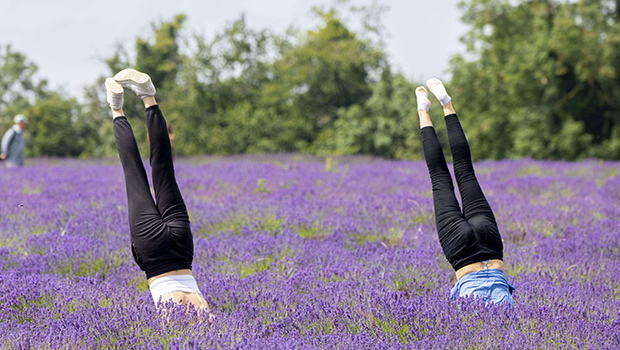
[0,157,618,348]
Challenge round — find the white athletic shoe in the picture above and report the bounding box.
[426,78,451,106]
[415,86,431,111]
[105,78,124,111]
[113,68,156,99]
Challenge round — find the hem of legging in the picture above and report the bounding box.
[145,104,160,112]
[451,253,504,272]
[444,113,457,119]
[145,262,193,279]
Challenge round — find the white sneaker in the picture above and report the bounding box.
[113,69,156,99]
[105,78,124,110]
[426,78,451,106]
[415,86,431,111]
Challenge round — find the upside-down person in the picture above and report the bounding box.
[415,78,514,305]
[105,69,210,313]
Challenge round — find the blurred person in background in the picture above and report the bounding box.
[415,78,514,305]
[1,114,28,167]
[105,68,210,316]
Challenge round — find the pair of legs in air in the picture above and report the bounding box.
[105,69,209,313]
[416,79,513,304]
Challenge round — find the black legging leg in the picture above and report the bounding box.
[143,105,194,277]
[421,126,462,226]
[113,117,160,226]
[444,114,503,264]
[145,105,189,224]
[444,114,495,221]
[113,117,163,271]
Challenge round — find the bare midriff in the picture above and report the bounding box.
[455,259,505,281]
[148,269,209,312]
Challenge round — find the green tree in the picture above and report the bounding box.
[450,0,620,160]
[165,14,292,155]
[24,93,88,157]
[1,45,96,158]
[273,8,386,152]
[327,70,421,158]
[0,45,46,129]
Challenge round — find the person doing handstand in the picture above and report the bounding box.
[105,69,209,313]
[416,78,514,305]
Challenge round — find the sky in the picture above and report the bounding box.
[1,0,469,97]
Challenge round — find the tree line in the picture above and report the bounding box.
[1,0,618,161]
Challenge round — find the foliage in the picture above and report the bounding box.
[450,0,620,160]
[272,8,385,148]
[0,45,46,129]
[23,93,89,157]
[328,70,420,158]
[0,45,96,157]
[84,4,413,158]
[4,1,620,160]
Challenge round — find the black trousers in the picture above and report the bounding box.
[421,114,503,271]
[113,106,193,279]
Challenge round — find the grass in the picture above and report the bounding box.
[212,247,296,279]
[195,212,286,237]
[54,254,124,279]
[126,276,150,292]
[297,223,330,240]
[517,165,554,177]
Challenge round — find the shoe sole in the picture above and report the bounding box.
[114,69,151,86]
[426,78,443,88]
[105,78,123,94]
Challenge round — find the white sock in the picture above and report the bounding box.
[426,78,451,106]
[415,87,431,111]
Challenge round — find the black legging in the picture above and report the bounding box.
[421,114,503,271]
[113,106,193,279]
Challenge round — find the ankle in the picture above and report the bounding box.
[418,110,433,129]
[442,101,455,116]
[112,109,124,118]
[142,96,157,108]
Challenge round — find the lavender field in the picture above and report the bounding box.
[1,156,619,349]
